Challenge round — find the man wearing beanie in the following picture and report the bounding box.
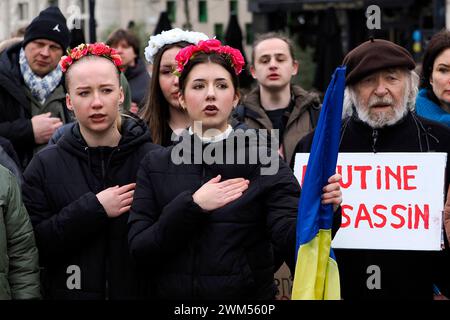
[296,38,450,300]
[0,6,71,169]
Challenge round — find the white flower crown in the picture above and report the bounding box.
[144,28,209,64]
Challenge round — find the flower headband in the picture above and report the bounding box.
[144,28,209,64]
[175,39,245,76]
[59,43,123,73]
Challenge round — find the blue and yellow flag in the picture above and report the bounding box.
[291,66,346,300]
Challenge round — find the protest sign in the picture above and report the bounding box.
[294,152,447,250]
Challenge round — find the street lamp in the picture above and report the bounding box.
[89,0,96,42]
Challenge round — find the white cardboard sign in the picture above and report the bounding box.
[294,152,447,251]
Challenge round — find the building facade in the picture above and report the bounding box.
[0,0,253,56]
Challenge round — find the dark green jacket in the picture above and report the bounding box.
[0,165,40,299]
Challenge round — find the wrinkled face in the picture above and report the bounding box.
[24,39,63,77]
[179,62,239,133]
[250,38,298,91]
[352,68,409,128]
[159,46,182,109]
[430,48,450,108]
[66,58,124,136]
[113,39,137,68]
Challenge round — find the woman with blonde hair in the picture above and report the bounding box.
[22,43,159,299]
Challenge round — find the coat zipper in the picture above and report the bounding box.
[193,165,206,297]
[371,129,378,153]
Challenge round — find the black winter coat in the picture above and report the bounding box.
[296,111,450,300]
[128,131,299,300]
[22,116,160,299]
[125,58,150,108]
[0,42,70,168]
[0,136,23,186]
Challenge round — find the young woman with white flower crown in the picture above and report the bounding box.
[128,39,343,299]
[22,43,160,299]
[140,28,209,146]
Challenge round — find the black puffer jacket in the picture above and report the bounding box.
[128,130,299,300]
[22,116,159,299]
[0,137,23,186]
[125,58,150,108]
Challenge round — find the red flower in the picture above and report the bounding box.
[175,45,196,73]
[174,39,245,76]
[81,47,88,57]
[111,54,123,68]
[198,39,221,53]
[60,42,123,73]
[70,48,83,60]
[59,55,72,72]
[221,46,244,75]
[90,43,108,55]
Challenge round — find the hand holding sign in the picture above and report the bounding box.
[321,173,342,212]
[294,152,447,251]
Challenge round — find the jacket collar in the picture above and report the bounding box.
[243,85,320,129]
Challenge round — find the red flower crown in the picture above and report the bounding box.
[59,43,124,73]
[175,39,245,76]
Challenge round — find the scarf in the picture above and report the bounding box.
[19,47,63,104]
[415,89,450,127]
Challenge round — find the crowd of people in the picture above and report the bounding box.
[0,6,449,301]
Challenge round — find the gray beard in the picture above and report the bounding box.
[355,103,408,128]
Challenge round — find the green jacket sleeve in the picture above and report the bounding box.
[4,168,41,299]
[120,72,132,112]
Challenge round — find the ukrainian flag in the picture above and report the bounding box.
[291,66,346,300]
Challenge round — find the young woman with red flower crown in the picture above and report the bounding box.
[140,28,209,146]
[22,43,160,299]
[128,39,342,299]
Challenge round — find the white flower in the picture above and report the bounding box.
[144,28,209,64]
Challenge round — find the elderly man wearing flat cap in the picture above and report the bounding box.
[296,38,450,300]
[0,6,71,169]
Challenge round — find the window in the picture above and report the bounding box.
[48,0,59,6]
[214,23,224,41]
[167,1,176,23]
[198,1,207,23]
[246,23,253,45]
[230,0,238,16]
[18,2,29,20]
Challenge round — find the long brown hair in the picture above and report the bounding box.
[420,29,450,90]
[140,41,191,145]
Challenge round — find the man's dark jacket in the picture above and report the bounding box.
[0,42,70,168]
